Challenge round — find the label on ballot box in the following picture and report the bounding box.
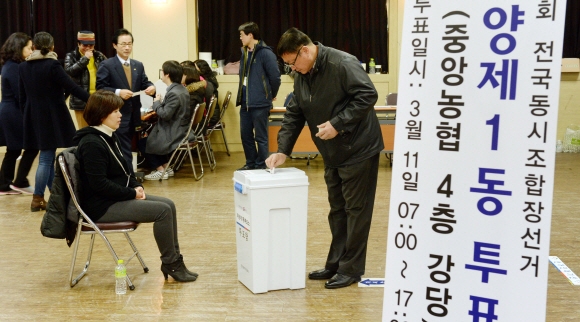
[232,168,309,294]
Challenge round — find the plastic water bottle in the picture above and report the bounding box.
[211,59,218,72]
[369,58,376,74]
[115,259,127,295]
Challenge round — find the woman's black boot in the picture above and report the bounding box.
[161,258,197,282]
[179,254,198,278]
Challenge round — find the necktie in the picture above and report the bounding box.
[122,62,132,89]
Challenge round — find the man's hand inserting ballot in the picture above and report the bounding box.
[265,153,287,171]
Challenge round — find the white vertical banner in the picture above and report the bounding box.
[383,1,567,321]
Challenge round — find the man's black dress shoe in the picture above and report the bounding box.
[324,273,361,289]
[236,165,254,171]
[308,268,336,280]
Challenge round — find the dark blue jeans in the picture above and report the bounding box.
[34,149,55,196]
[239,105,270,168]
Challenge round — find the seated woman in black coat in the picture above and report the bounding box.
[72,90,197,282]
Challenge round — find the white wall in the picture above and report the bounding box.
[124,0,195,83]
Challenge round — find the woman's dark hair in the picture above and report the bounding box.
[162,60,183,83]
[277,27,313,57]
[84,90,124,126]
[238,22,261,40]
[0,32,31,65]
[182,65,200,85]
[33,31,54,56]
[193,59,215,79]
[180,60,195,67]
[193,59,218,89]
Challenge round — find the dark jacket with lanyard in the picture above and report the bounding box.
[236,40,281,108]
[72,127,142,222]
[277,42,384,168]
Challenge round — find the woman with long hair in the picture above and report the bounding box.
[193,59,221,125]
[0,32,38,195]
[18,32,89,211]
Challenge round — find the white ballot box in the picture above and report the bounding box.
[233,167,309,294]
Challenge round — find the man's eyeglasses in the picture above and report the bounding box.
[118,43,133,47]
[284,45,304,68]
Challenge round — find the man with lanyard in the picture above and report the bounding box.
[235,22,281,171]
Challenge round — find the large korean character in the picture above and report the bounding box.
[430,203,456,234]
[426,254,455,317]
[529,95,550,117]
[406,120,422,140]
[521,255,540,277]
[536,0,556,20]
[402,171,419,191]
[527,121,547,143]
[468,296,500,321]
[465,242,508,283]
[521,227,541,250]
[413,0,431,14]
[525,149,546,168]
[534,41,554,62]
[523,200,544,224]
[441,57,467,86]
[477,5,525,100]
[412,38,428,57]
[478,59,519,100]
[469,168,513,216]
[525,173,545,196]
[436,121,461,152]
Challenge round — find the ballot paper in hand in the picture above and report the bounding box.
[139,92,153,112]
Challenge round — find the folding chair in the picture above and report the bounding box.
[59,152,149,290]
[208,91,232,156]
[162,102,206,180]
[196,96,218,170]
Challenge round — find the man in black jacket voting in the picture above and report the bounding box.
[266,28,384,289]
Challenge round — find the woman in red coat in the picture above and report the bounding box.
[18,32,89,211]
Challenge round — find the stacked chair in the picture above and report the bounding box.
[161,102,206,180]
[195,96,218,171]
[207,91,232,156]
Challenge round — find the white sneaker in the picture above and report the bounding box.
[165,167,175,177]
[9,185,34,194]
[144,170,169,180]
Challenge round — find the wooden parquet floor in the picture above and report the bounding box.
[0,151,578,321]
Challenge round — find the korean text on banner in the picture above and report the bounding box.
[382,1,567,321]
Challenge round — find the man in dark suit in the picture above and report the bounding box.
[97,28,155,168]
